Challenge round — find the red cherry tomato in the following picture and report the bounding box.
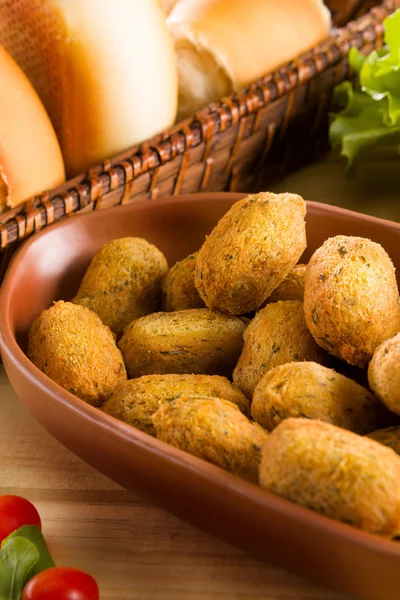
[0,495,41,542]
[22,567,99,600]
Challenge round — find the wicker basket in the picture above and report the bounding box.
[0,0,396,278]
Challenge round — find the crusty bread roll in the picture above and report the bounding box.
[168,0,332,120]
[0,0,178,177]
[0,44,65,212]
[162,0,179,15]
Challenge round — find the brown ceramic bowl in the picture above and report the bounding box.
[1,193,400,600]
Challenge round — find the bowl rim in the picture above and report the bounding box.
[2,191,400,559]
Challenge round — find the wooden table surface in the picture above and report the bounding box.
[1,153,398,600]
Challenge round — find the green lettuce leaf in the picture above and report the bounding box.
[329,9,400,169]
[348,46,367,75]
[0,537,39,600]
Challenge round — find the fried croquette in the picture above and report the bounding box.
[252,361,390,434]
[162,252,204,311]
[233,301,325,398]
[73,237,168,336]
[368,332,400,416]
[103,374,250,435]
[304,235,400,367]
[195,192,307,315]
[326,356,370,389]
[259,418,400,536]
[153,397,268,482]
[28,301,127,406]
[118,309,246,378]
[367,426,400,456]
[266,264,306,303]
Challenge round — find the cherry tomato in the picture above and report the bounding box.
[22,567,99,600]
[0,495,41,542]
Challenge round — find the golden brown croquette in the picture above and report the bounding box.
[259,418,400,536]
[195,192,307,315]
[367,426,400,456]
[103,374,250,435]
[118,309,246,378]
[73,237,168,336]
[304,235,400,367]
[28,301,126,406]
[252,361,390,434]
[233,301,326,398]
[153,397,268,482]
[162,252,204,311]
[266,264,306,304]
[368,332,400,416]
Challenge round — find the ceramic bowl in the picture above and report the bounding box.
[1,193,400,600]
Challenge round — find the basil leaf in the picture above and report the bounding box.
[0,536,39,600]
[4,525,55,576]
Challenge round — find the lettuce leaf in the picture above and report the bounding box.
[329,9,400,169]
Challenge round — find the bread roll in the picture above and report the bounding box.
[168,0,331,120]
[0,44,65,212]
[162,0,179,15]
[0,0,178,177]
